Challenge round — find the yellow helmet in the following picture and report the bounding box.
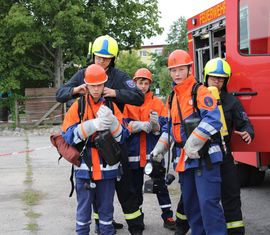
[92,35,118,58]
[204,58,231,85]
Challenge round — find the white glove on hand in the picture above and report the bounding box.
[110,116,122,141]
[184,127,209,159]
[151,132,172,162]
[97,105,122,140]
[77,118,110,140]
[97,105,113,118]
[129,121,151,133]
[150,111,160,133]
[97,105,114,126]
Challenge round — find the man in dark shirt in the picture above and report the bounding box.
[56,35,145,235]
[174,57,254,235]
[56,36,144,112]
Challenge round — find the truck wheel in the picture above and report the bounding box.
[236,163,251,187]
[248,167,265,186]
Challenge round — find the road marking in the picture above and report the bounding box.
[0,146,52,157]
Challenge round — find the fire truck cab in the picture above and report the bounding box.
[187,0,270,186]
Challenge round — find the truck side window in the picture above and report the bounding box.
[239,0,270,55]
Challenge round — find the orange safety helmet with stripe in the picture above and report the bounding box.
[133,68,153,83]
[84,64,108,85]
[168,49,193,69]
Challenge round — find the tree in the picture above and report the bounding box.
[150,16,188,96]
[165,16,188,54]
[116,51,147,78]
[0,0,162,93]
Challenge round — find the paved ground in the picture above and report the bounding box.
[0,128,270,234]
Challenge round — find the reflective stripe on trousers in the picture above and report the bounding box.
[176,212,187,220]
[227,220,244,229]
[124,209,142,220]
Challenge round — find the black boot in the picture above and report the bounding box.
[163,217,176,230]
[112,220,124,230]
[174,224,189,235]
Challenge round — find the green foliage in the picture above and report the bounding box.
[165,16,188,54]
[150,53,171,96]
[116,51,148,78]
[105,0,163,49]
[150,16,188,96]
[154,66,171,95]
[0,0,162,93]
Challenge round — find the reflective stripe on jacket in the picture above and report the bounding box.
[61,95,128,180]
[163,75,222,171]
[123,91,166,169]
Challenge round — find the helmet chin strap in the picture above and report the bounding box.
[186,65,191,78]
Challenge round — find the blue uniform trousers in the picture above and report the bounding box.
[75,178,115,235]
[176,154,244,234]
[179,163,227,235]
[131,168,173,221]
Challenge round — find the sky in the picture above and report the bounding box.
[143,0,223,45]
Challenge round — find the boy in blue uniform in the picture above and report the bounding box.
[123,68,176,231]
[62,64,129,235]
[151,50,227,235]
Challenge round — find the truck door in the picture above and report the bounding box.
[226,0,270,183]
[196,47,210,82]
[192,19,226,82]
[212,28,226,58]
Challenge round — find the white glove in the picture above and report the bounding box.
[77,118,110,140]
[97,105,113,118]
[150,111,160,134]
[110,115,122,141]
[184,127,209,159]
[129,121,151,133]
[97,105,114,125]
[97,104,122,140]
[151,132,172,162]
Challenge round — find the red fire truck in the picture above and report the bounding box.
[187,0,270,186]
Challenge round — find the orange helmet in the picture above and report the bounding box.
[168,49,193,69]
[133,68,152,82]
[84,64,108,85]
